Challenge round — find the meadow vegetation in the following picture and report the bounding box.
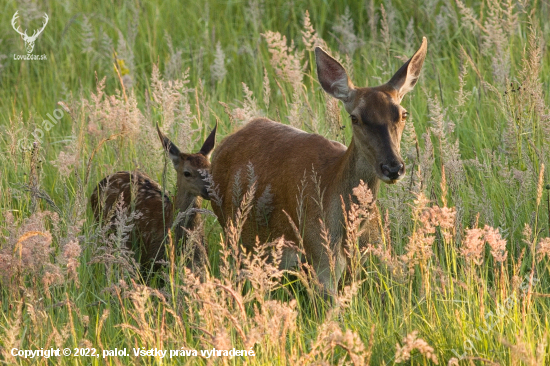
[0,0,550,364]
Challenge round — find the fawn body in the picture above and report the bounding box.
[91,125,216,270]
[210,39,427,295]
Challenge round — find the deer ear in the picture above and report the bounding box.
[156,124,182,167]
[199,121,217,157]
[315,47,355,102]
[387,37,428,102]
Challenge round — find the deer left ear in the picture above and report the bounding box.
[199,121,217,157]
[387,37,428,102]
[315,47,355,102]
[156,124,182,167]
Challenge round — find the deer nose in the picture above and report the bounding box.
[381,162,404,180]
[201,186,210,200]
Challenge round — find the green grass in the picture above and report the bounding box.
[1,0,550,365]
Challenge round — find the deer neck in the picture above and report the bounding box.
[175,189,201,224]
[173,189,202,244]
[329,137,380,204]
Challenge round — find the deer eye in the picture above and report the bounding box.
[402,111,409,120]
[184,171,191,177]
[350,115,359,125]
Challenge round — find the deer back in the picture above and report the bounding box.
[91,171,173,266]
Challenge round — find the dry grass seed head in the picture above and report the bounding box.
[0,211,79,293]
[536,237,550,262]
[262,30,306,90]
[482,225,507,263]
[394,330,439,364]
[85,76,143,139]
[230,83,261,125]
[461,224,508,265]
[500,331,547,366]
[402,193,456,271]
[242,236,288,300]
[253,299,297,347]
[89,197,140,278]
[331,6,365,56]
[301,10,327,51]
[303,320,369,365]
[461,227,485,265]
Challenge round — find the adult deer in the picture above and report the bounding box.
[210,38,427,296]
[91,124,216,271]
[11,11,49,54]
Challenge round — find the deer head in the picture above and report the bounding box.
[315,37,428,183]
[156,123,217,200]
[11,11,49,54]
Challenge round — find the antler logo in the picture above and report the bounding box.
[11,11,49,54]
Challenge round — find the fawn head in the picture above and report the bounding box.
[315,37,427,183]
[156,124,217,199]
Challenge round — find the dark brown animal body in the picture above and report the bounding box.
[91,125,216,271]
[210,39,427,295]
[91,170,173,266]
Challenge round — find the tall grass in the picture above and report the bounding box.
[1,0,550,364]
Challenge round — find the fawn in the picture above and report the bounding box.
[91,124,216,272]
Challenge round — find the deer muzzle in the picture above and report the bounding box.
[380,161,405,182]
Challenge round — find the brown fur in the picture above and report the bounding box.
[90,125,217,271]
[90,171,173,267]
[210,39,427,295]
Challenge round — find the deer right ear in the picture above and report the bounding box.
[387,37,428,102]
[156,124,181,167]
[199,121,217,157]
[315,47,355,102]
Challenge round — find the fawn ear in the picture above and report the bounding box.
[387,37,428,102]
[157,124,182,167]
[315,47,355,103]
[199,121,217,157]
